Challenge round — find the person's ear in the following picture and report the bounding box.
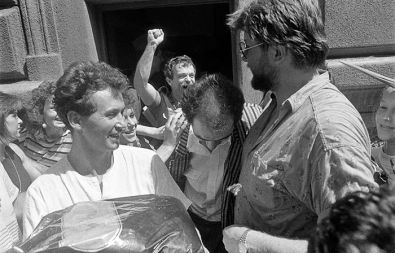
[268,45,287,65]
[67,111,82,131]
[166,77,172,86]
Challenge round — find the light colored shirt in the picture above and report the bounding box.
[23,145,191,238]
[0,163,21,252]
[184,132,231,222]
[372,146,395,183]
[235,72,378,239]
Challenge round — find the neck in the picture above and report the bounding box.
[68,138,113,176]
[272,67,319,106]
[383,140,395,156]
[44,126,64,141]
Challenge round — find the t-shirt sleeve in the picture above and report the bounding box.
[22,182,47,239]
[309,146,378,222]
[151,154,191,209]
[0,163,18,202]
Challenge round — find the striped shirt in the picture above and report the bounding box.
[167,103,262,227]
[21,128,72,168]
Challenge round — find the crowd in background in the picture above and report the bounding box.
[1,0,394,253]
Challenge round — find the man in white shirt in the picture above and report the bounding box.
[167,73,262,253]
[23,61,191,238]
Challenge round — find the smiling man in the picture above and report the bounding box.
[166,73,262,253]
[22,61,191,238]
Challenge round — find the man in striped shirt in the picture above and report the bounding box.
[167,73,262,253]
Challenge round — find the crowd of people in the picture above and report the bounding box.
[1,0,394,252]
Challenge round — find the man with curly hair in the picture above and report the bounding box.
[222,1,378,252]
[22,61,191,238]
[309,183,395,253]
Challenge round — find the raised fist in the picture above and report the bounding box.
[147,29,164,46]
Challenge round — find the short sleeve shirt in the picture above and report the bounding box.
[23,145,191,238]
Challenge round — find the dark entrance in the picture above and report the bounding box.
[101,2,233,85]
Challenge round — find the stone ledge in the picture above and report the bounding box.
[0,80,42,95]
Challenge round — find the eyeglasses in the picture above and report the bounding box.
[239,41,264,61]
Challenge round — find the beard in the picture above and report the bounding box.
[251,67,278,93]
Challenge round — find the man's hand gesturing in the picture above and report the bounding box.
[147,29,164,47]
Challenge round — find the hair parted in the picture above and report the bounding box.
[163,55,196,80]
[227,0,329,69]
[54,61,129,130]
[310,184,395,253]
[181,73,245,130]
[0,92,23,136]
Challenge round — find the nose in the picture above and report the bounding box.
[17,115,23,125]
[114,114,127,133]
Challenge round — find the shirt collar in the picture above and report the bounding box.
[283,71,331,113]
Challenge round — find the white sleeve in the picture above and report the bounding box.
[151,154,191,209]
[0,163,18,202]
[22,183,46,239]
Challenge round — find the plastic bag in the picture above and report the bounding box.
[17,195,205,253]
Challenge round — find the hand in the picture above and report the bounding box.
[162,112,188,147]
[147,29,164,47]
[223,225,250,253]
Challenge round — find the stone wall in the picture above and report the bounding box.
[0,0,394,135]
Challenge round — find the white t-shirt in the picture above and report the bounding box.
[23,145,191,238]
[0,163,21,252]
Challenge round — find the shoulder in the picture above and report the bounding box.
[116,145,157,160]
[236,103,263,134]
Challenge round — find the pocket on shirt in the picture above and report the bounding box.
[184,168,203,181]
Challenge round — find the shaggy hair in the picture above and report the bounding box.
[163,55,196,80]
[309,184,395,253]
[228,0,329,69]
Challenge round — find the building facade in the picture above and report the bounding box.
[0,0,394,134]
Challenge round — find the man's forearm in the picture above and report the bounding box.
[133,44,160,106]
[247,230,308,253]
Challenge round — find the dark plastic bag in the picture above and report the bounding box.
[17,195,206,253]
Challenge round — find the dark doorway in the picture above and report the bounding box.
[101,3,233,87]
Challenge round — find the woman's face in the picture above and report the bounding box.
[43,96,65,130]
[120,108,138,145]
[376,87,395,141]
[4,112,23,140]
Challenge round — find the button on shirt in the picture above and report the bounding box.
[235,72,378,238]
[185,132,231,222]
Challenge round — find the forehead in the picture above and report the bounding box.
[381,87,395,101]
[192,114,233,137]
[173,64,195,75]
[90,89,124,111]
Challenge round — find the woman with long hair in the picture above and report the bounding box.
[0,92,43,192]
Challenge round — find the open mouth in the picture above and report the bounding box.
[380,124,395,130]
[108,133,120,139]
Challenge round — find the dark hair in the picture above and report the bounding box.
[0,92,23,136]
[181,73,245,130]
[54,61,129,130]
[122,87,141,120]
[227,0,328,69]
[27,81,57,132]
[163,55,196,80]
[310,184,395,253]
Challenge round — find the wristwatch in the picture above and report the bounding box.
[239,229,251,253]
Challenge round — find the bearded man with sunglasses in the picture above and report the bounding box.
[222,1,378,253]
